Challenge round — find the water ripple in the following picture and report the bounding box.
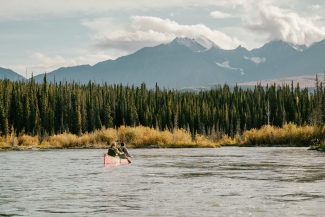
[1,148,325,216]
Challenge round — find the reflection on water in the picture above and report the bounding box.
[1,147,325,216]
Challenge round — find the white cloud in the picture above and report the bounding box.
[81,17,118,32]
[91,16,243,52]
[245,5,325,46]
[29,52,77,70]
[308,4,321,10]
[210,11,231,19]
[225,0,257,11]
[0,0,245,21]
[6,51,120,78]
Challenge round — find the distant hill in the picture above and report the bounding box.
[2,36,325,89]
[0,67,25,81]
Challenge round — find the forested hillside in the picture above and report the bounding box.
[0,75,324,138]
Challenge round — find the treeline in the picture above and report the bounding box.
[0,75,324,138]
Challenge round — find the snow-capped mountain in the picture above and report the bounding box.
[194,35,220,50]
[168,35,220,52]
[2,36,325,89]
[168,37,207,52]
[34,36,325,88]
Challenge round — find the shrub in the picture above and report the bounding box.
[48,132,78,148]
[0,136,10,149]
[17,135,39,147]
[94,127,117,146]
[4,123,324,149]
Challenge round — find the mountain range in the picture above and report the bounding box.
[1,35,325,89]
[0,67,25,81]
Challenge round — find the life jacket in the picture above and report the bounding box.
[107,148,117,156]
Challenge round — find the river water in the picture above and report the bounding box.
[1,147,325,216]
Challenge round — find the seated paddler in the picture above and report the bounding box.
[107,142,124,158]
[120,142,133,158]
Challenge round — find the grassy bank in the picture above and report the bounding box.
[0,126,220,150]
[0,123,324,151]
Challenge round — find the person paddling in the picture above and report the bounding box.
[120,142,133,158]
[106,142,131,164]
[107,142,124,157]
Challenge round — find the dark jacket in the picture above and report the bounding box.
[121,146,129,155]
[107,147,123,157]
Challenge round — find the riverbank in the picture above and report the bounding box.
[1,123,324,151]
[309,145,325,152]
[0,126,220,151]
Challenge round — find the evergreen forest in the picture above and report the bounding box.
[1,75,325,142]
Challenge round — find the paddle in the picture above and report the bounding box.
[125,155,131,163]
[118,149,131,163]
[118,143,132,163]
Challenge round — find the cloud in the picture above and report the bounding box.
[210,11,231,19]
[81,17,118,32]
[245,5,325,46]
[90,16,243,52]
[0,0,222,21]
[0,0,255,21]
[308,4,321,10]
[29,52,77,71]
[7,51,119,78]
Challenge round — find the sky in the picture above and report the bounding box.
[1,0,325,78]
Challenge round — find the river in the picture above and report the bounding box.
[1,147,325,216]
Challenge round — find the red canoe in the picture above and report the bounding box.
[104,154,130,165]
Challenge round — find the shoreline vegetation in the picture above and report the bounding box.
[1,123,324,151]
[1,76,325,152]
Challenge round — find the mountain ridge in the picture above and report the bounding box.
[0,67,25,81]
[1,37,325,89]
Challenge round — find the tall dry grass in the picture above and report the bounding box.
[0,125,219,150]
[117,126,219,148]
[0,123,323,150]
[242,123,316,146]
